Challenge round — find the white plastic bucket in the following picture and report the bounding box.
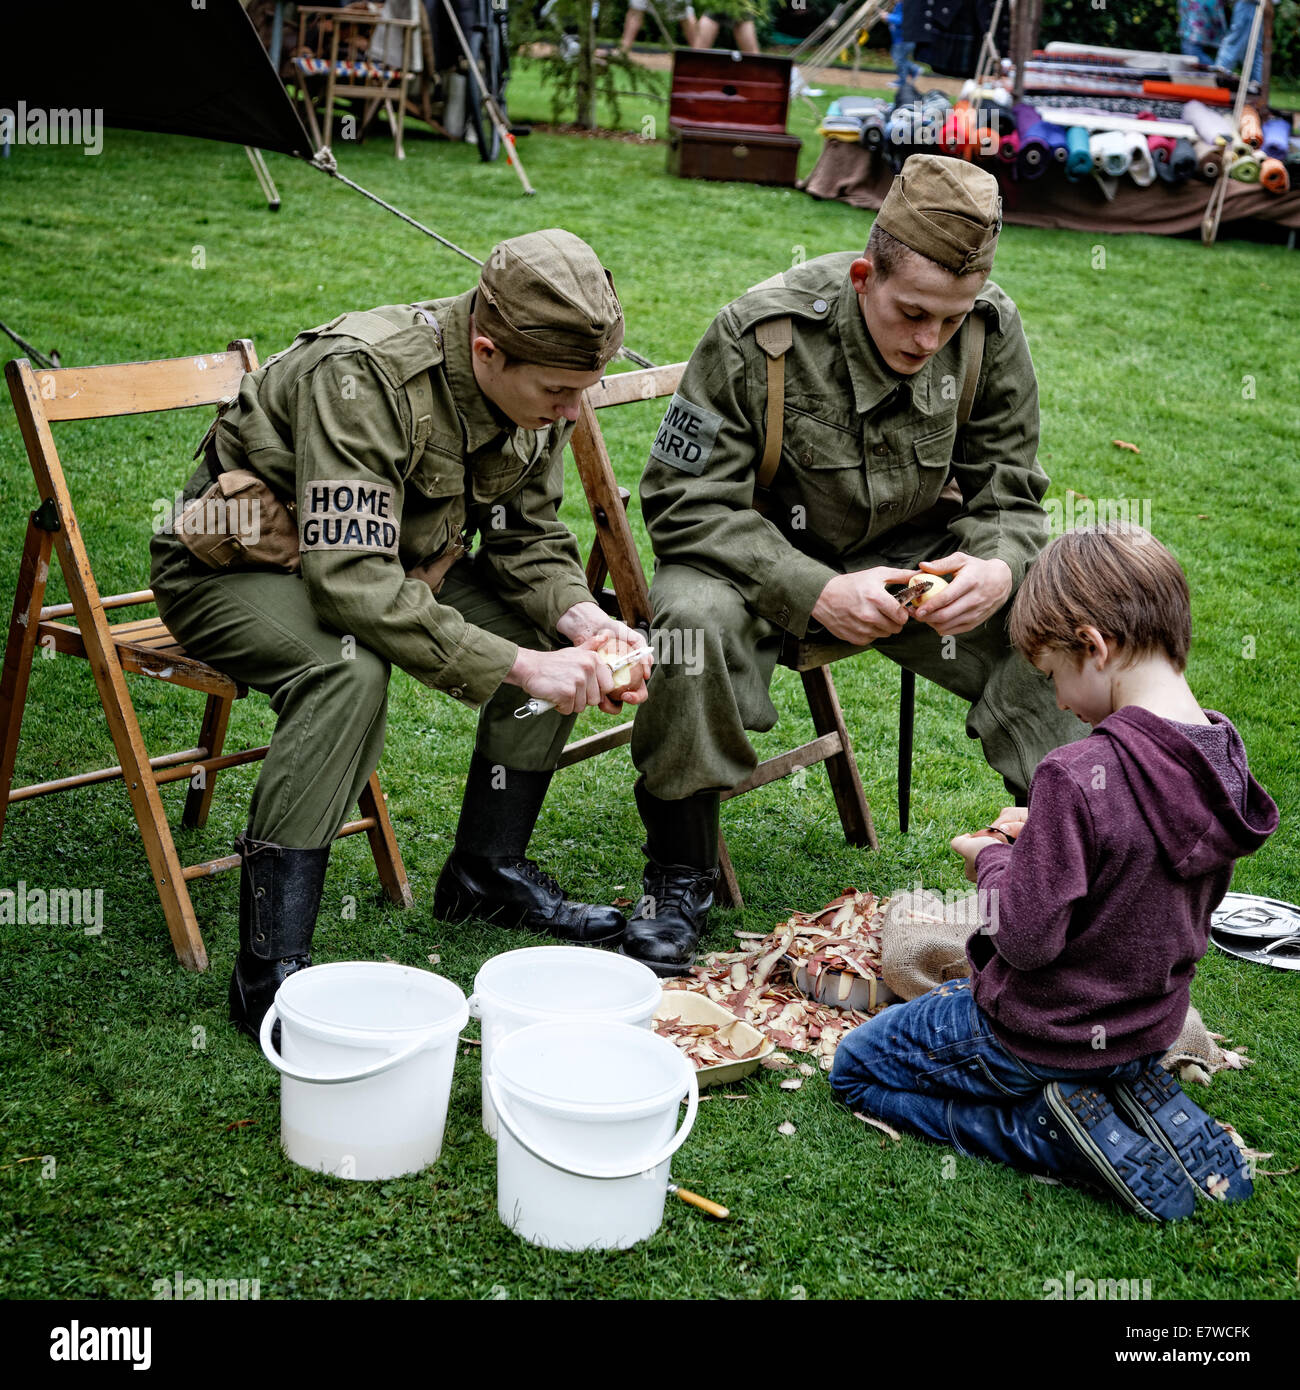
[468,946,662,1137]
[487,1019,699,1250]
[259,961,469,1181]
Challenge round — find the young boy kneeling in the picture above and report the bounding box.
[830,525,1279,1220]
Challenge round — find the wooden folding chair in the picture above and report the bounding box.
[559,363,917,909]
[292,3,421,158]
[0,343,412,973]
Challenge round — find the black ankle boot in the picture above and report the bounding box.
[432,752,625,944]
[620,782,720,977]
[228,833,329,1041]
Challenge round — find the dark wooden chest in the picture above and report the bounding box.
[667,48,802,186]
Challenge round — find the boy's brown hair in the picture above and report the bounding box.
[1009,524,1191,671]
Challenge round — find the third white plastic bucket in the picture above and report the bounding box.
[260,961,468,1181]
[468,946,662,1137]
[487,1019,698,1251]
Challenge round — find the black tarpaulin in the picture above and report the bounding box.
[0,0,313,159]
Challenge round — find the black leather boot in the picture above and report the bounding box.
[620,782,720,977]
[432,752,625,944]
[228,833,330,1041]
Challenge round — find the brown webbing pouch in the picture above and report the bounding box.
[405,533,468,595]
[175,467,302,573]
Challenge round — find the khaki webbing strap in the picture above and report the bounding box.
[957,311,986,428]
[755,316,793,493]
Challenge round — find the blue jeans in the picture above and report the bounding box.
[890,40,921,82]
[1217,1,1264,83]
[829,981,1159,1174]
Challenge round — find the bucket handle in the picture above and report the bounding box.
[259,1002,436,1085]
[485,1066,699,1182]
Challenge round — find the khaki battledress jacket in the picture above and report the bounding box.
[639,251,1050,631]
[166,289,594,707]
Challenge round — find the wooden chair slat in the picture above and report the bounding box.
[34,351,252,422]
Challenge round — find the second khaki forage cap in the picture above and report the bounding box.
[875,154,1003,275]
[476,228,624,372]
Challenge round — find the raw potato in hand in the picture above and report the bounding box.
[901,573,949,611]
[597,640,649,699]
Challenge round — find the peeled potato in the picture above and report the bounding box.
[597,641,647,698]
[902,573,950,611]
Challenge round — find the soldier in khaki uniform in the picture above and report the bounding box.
[620,155,1087,977]
[150,229,649,1037]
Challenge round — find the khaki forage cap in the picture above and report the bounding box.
[875,154,1002,276]
[475,228,624,371]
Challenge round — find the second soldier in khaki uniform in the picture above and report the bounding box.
[150,229,649,1038]
[620,155,1088,977]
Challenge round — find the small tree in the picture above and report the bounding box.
[517,0,665,130]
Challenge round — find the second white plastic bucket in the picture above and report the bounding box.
[488,1019,698,1250]
[468,946,662,1137]
[260,961,468,1181]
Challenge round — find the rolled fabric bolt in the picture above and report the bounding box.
[1228,150,1261,184]
[1184,99,1232,147]
[976,101,1016,138]
[1013,102,1049,178]
[1146,134,1176,160]
[953,101,980,158]
[1125,131,1157,186]
[938,109,960,155]
[1261,117,1290,161]
[1091,130,1130,178]
[1065,125,1093,180]
[1239,106,1262,149]
[938,101,979,159]
[1024,119,1068,164]
[1170,137,1198,181]
[1193,138,1224,179]
[997,129,1021,164]
[859,108,886,149]
[1152,142,1178,185]
[922,89,952,116]
[1260,157,1291,194]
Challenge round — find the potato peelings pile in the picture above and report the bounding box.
[662,890,891,1070]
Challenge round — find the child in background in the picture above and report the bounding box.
[830,525,1278,1220]
[887,3,921,86]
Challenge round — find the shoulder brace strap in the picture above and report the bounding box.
[754,316,793,494]
[957,311,986,428]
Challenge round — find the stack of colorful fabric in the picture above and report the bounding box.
[821,78,1295,200]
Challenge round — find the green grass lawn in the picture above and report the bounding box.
[0,109,1297,1303]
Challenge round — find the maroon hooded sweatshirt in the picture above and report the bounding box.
[967,707,1278,1069]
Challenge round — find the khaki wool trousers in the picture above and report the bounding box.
[631,536,1088,804]
[150,535,576,850]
